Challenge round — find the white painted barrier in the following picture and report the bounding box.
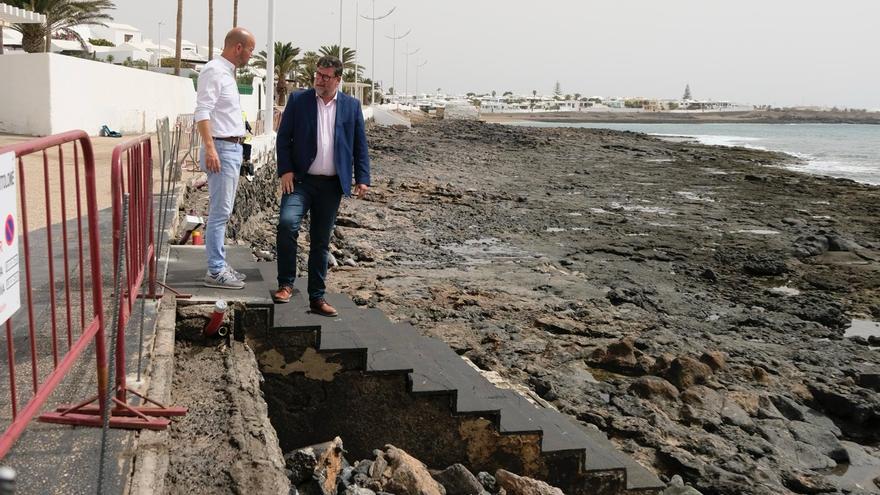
[0,53,197,136]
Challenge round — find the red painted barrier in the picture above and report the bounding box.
[0,131,108,459]
[102,136,185,420]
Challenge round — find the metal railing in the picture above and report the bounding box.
[103,135,185,422]
[175,113,202,172]
[0,131,107,458]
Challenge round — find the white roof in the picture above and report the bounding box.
[51,39,87,51]
[0,3,46,24]
[2,27,21,44]
[103,21,140,32]
[198,45,222,56]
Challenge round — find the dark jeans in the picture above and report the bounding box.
[276,175,343,300]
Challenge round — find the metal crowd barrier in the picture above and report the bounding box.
[175,113,201,171]
[100,136,185,420]
[0,131,108,458]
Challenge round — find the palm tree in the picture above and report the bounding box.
[207,0,213,61]
[296,50,319,89]
[253,41,301,105]
[232,0,238,27]
[174,0,182,75]
[9,0,115,53]
[318,45,362,78]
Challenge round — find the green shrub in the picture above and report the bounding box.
[89,38,115,47]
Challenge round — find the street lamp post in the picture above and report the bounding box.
[416,59,427,100]
[338,0,343,60]
[403,43,419,104]
[385,24,410,100]
[361,1,395,105]
[265,0,275,132]
[157,21,164,68]
[354,0,358,98]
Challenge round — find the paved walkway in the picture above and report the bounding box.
[0,186,178,493]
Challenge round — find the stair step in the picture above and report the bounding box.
[254,262,654,491]
[577,424,664,491]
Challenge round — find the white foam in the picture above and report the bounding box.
[732,229,780,235]
[769,286,801,296]
[676,191,716,203]
[651,133,763,148]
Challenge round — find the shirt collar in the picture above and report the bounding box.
[218,55,236,73]
[316,90,339,105]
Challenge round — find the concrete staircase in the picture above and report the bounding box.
[165,246,663,494]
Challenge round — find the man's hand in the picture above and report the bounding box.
[280,172,295,194]
[354,183,369,199]
[204,147,221,173]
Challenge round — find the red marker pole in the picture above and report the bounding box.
[203,300,227,337]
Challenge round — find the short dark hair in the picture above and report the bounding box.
[317,56,344,77]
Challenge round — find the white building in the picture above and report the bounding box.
[89,22,143,46]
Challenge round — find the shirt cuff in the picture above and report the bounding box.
[193,111,211,123]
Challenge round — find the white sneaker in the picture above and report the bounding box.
[225,264,246,281]
[203,267,245,289]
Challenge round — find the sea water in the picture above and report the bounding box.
[512,122,880,186]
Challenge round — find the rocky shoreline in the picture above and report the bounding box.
[222,119,880,494]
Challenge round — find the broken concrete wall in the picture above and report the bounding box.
[248,330,627,495]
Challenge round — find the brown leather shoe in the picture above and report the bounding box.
[272,286,294,303]
[309,298,338,317]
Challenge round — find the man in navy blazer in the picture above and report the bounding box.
[273,55,371,316]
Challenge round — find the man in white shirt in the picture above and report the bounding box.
[194,27,256,289]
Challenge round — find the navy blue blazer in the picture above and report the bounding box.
[276,88,371,196]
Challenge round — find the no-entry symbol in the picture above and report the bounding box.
[4,214,13,246]
[0,152,19,325]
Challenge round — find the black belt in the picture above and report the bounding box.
[214,136,244,144]
[306,174,338,181]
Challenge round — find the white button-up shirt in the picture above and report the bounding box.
[307,91,338,176]
[194,56,245,138]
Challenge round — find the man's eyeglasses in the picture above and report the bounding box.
[314,71,338,82]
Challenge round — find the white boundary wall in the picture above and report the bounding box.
[0,53,197,136]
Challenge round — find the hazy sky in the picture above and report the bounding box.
[112,1,880,109]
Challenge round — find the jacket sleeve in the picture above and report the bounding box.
[352,101,371,186]
[276,97,296,177]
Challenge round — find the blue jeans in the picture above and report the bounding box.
[276,176,343,300]
[200,140,242,273]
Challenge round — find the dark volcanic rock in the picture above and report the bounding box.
[666,357,713,390]
[432,464,488,495]
[781,471,837,494]
[699,351,726,371]
[742,254,788,276]
[495,469,563,495]
[630,376,680,401]
[200,119,880,494]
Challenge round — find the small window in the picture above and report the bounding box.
[124,34,133,42]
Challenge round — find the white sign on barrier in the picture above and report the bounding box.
[0,152,20,325]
